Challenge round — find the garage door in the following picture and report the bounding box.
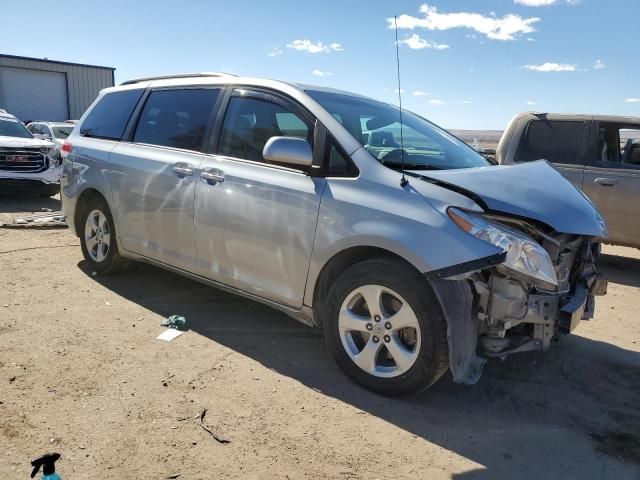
[0,66,69,122]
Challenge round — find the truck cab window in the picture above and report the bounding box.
[516,120,584,164]
[594,124,640,166]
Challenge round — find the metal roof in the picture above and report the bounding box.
[0,53,115,71]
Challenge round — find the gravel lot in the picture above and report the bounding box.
[0,194,638,479]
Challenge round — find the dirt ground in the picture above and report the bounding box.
[0,194,638,480]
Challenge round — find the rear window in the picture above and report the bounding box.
[133,88,220,152]
[80,89,144,140]
[516,120,584,165]
[53,126,73,139]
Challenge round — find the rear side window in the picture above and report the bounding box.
[80,89,144,140]
[516,120,584,165]
[133,88,220,152]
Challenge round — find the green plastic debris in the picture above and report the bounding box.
[161,315,188,331]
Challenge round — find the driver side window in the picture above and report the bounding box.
[217,94,312,164]
[593,123,640,168]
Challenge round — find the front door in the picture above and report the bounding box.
[109,87,222,271]
[195,89,325,308]
[582,123,640,246]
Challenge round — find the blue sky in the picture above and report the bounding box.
[1,0,638,129]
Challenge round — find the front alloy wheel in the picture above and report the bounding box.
[339,285,421,378]
[323,258,449,396]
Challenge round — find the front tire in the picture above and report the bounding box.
[322,258,449,396]
[79,197,126,274]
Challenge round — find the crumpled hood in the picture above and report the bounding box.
[0,135,54,149]
[410,160,607,237]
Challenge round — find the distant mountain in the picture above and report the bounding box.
[449,130,503,149]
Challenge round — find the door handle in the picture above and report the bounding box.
[594,177,617,187]
[200,168,225,185]
[172,162,194,177]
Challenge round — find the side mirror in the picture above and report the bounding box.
[263,136,313,167]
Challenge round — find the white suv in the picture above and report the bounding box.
[0,110,61,196]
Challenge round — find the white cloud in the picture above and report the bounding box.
[625,98,640,103]
[457,100,472,104]
[312,69,332,77]
[593,59,605,70]
[515,0,557,6]
[267,47,282,57]
[413,90,430,96]
[429,99,445,105]
[286,39,343,54]
[399,33,449,50]
[524,62,577,72]
[388,4,540,41]
[526,100,538,105]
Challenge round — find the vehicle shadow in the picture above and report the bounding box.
[599,253,640,288]
[79,260,640,479]
[0,193,61,214]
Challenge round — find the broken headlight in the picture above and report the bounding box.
[41,146,61,167]
[448,207,558,289]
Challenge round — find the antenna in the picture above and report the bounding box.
[394,15,408,188]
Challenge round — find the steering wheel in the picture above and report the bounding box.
[621,138,634,163]
[379,148,408,164]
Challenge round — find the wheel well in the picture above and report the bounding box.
[74,188,106,236]
[312,246,420,324]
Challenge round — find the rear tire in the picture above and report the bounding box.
[79,196,127,274]
[322,258,449,396]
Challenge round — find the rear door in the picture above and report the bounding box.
[194,88,325,308]
[109,87,222,271]
[513,119,589,189]
[582,122,640,246]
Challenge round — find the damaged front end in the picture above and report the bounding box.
[0,139,62,193]
[431,209,607,385]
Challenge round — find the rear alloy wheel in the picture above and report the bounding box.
[85,209,111,263]
[323,258,449,396]
[79,197,126,274]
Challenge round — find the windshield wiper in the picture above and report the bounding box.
[382,161,442,170]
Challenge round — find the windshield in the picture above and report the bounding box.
[0,116,33,139]
[307,90,489,170]
[53,126,74,139]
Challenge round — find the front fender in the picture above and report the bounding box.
[303,176,503,307]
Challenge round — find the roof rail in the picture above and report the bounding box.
[120,72,237,86]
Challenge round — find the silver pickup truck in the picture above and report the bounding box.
[497,113,640,249]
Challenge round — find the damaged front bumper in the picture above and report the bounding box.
[0,164,62,184]
[431,236,607,385]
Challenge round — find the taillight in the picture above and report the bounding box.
[61,141,72,153]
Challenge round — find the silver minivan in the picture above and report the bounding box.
[61,73,607,395]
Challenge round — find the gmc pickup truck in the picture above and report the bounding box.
[497,113,640,249]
